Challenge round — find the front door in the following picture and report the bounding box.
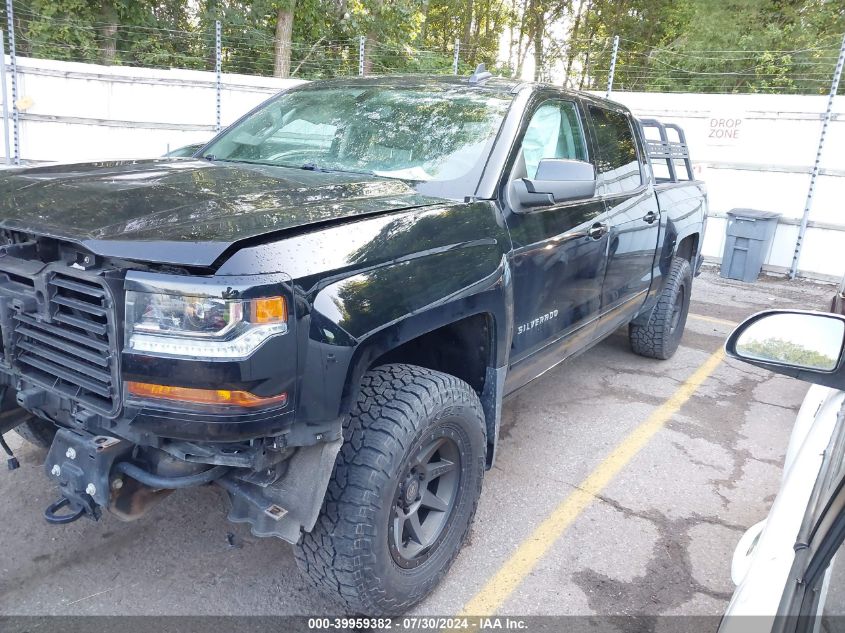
[720,399,845,633]
[586,105,660,331]
[503,96,609,393]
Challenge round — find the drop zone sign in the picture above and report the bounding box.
[707,114,744,146]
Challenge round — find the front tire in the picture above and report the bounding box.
[294,363,486,615]
[629,257,692,360]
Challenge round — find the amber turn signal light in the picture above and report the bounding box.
[126,381,287,408]
[251,297,287,324]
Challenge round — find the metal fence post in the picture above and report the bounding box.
[605,35,619,98]
[1,30,10,165]
[358,36,366,77]
[789,32,845,279]
[4,0,19,164]
[215,20,222,132]
[453,39,460,75]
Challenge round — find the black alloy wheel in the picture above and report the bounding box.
[389,433,462,568]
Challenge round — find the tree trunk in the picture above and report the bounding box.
[578,6,595,90]
[206,0,218,70]
[508,0,517,73]
[514,0,530,77]
[470,2,483,64]
[362,0,383,76]
[274,2,296,78]
[420,0,431,42]
[532,6,544,82]
[564,0,589,87]
[462,0,474,49]
[364,31,376,75]
[100,3,118,65]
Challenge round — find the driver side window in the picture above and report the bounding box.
[520,100,588,179]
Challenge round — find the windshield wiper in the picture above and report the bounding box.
[298,163,378,178]
[198,157,374,178]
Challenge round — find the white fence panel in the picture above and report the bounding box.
[3,56,303,162]
[608,91,844,280]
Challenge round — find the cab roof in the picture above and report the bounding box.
[298,74,627,110]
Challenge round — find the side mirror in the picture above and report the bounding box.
[511,158,596,209]
[726,310,845,388]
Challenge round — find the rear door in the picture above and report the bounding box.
[502,95,610,393]
[585,105,660,331]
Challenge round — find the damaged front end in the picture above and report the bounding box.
[0,230,341,542]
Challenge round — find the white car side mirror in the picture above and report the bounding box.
[726,310,845,388]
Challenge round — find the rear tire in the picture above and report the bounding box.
[629,257,692,360]
[294,363,486,615]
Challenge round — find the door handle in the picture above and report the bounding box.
[588,223,608,240]
[643,210,658,224]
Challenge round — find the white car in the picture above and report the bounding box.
[721,310,845,633]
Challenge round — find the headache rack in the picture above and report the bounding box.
[639,118,694,184]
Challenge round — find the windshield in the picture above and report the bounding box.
[203,84,511,197]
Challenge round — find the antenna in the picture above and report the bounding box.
[468,63,493,84]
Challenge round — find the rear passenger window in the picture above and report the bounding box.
[520,100,588,179]
[588,106,642,194]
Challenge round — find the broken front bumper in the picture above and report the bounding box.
[39,424,341,542]
[0,241,342,541]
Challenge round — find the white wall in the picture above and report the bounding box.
[605,91,845,281]
[0,57,842,280]
[0,56,303,162]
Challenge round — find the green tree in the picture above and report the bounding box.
[738,337,837,370]
[2,0,842,90]
[4,1,207,69]
[574,0,845,94]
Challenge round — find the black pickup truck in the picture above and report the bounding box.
[0,73,706,613]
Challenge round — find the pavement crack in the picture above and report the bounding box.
[671,441,724,471]
[747,454,783,468]
[751,399,800,412]
[572,495,737,617]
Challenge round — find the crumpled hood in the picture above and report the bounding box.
[0,158,444,267]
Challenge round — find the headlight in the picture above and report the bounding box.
[125,291,288,359]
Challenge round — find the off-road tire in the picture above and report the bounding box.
[629,256,692,360]
[294,363,486,615]
[12,414,57,449]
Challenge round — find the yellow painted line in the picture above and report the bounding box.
[459,347,726,617]
[689,313,739,328]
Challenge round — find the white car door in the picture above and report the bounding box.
[719,310,845,633]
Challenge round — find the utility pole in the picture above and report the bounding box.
[605,35,619,98]
[790,32,845,279]
[4,0,19,164]
[1,30,10,165]
[215,20,222,132]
